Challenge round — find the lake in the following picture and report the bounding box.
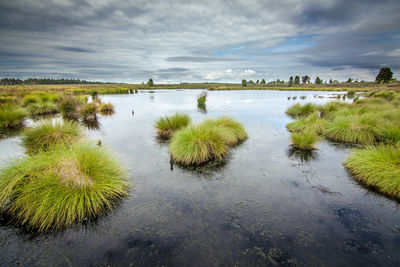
[0,90,399,266]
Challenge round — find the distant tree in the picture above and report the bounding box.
[315,77,322,84]
[329,79,333,84]
[375,67,393,83]
[147,78,154,86]
[288,76,294,87]
[301,75,310,85]
[256,79,259,84]
[248,80,254,85]
[260,79,266,84]
[294,76,300,85]
[241,79,247,87]
[346,77,353,83]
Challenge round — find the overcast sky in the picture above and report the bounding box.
[0,0,399,83]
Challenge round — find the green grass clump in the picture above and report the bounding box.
[22,95,40,106]
[60,97,79,119]
[286,103,318,117]
[197,91,207,110]
[22,120,83,154]
[347,90,356,96]
[374,121,400,144]
[200,116,247,146]
[324,115,376,144]
[169,124,229,165]
[81,103,98,121]
[286,113,326,134]
[28,102,58,115]
[0,104,28,129]
[0,143,128,231]
[155,113,191,139]
[344,146,400,199]
[290,131,320,150]
[99,103,115,115]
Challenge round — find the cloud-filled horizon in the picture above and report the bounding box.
[0,0,399,83]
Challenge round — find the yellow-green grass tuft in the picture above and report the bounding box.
[286,113,327,135]
[22,120,83,154]
[290,131,320,150]
[0,143,128,231]
[200,116,248,146]
[0,104,28,129]
[155,113,191,139]
[324,115,376,144]
[60,97,80,119]
[344,146,400,199]
[169,124,229,165]
[22,95,40,106]
[28,102,58,116]
[99,103,115,115]
[81,103,98,121]
[286,103,318,117]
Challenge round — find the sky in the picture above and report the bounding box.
[0,0,399,83]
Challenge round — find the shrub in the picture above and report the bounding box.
[22,120,83,154]
[200,116,247,146]
[28,102,58,116]
[344,146,400,199]
[0,143,128,231]
[81,103,98,121]
[155,113,191,139]
[0,104,27,129]
[290,131,319,150]
[169,124,229,165]
[286,103,318,117]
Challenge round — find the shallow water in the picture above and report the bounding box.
[0,90,399,266]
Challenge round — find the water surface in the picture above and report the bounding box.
[0,90,399,266]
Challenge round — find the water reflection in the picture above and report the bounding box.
[81,119,101,131]
[287,147,318,162]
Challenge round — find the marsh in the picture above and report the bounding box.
[0,89,399,266]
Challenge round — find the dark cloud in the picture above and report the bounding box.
[54,46,95,53]
[0,0,399,82]
[166,56,242,62]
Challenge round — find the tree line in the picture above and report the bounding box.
[0,78,103,85]
[241,67,394,87]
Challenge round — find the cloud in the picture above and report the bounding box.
[0,0,399,82]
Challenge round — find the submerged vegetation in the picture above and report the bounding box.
[0,143,128,231]
[22,120,83,154]
[155,113,191,139]
[169,116,247,165]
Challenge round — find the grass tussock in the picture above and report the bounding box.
[99,103,115,115]
[286,113,327,134]
[345,146,400,199]
[197,91,207,110]
[169,124,229,165]
[286,103,318,117]
[0,104,28,129]
[0,143,128,231]
[27,102,58,116]
[60,97,80,119]
[155,113,191,139]
[81,103,98,121]
[22,120,83,154]
[200,116,248,146]
[290,131,320,150]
